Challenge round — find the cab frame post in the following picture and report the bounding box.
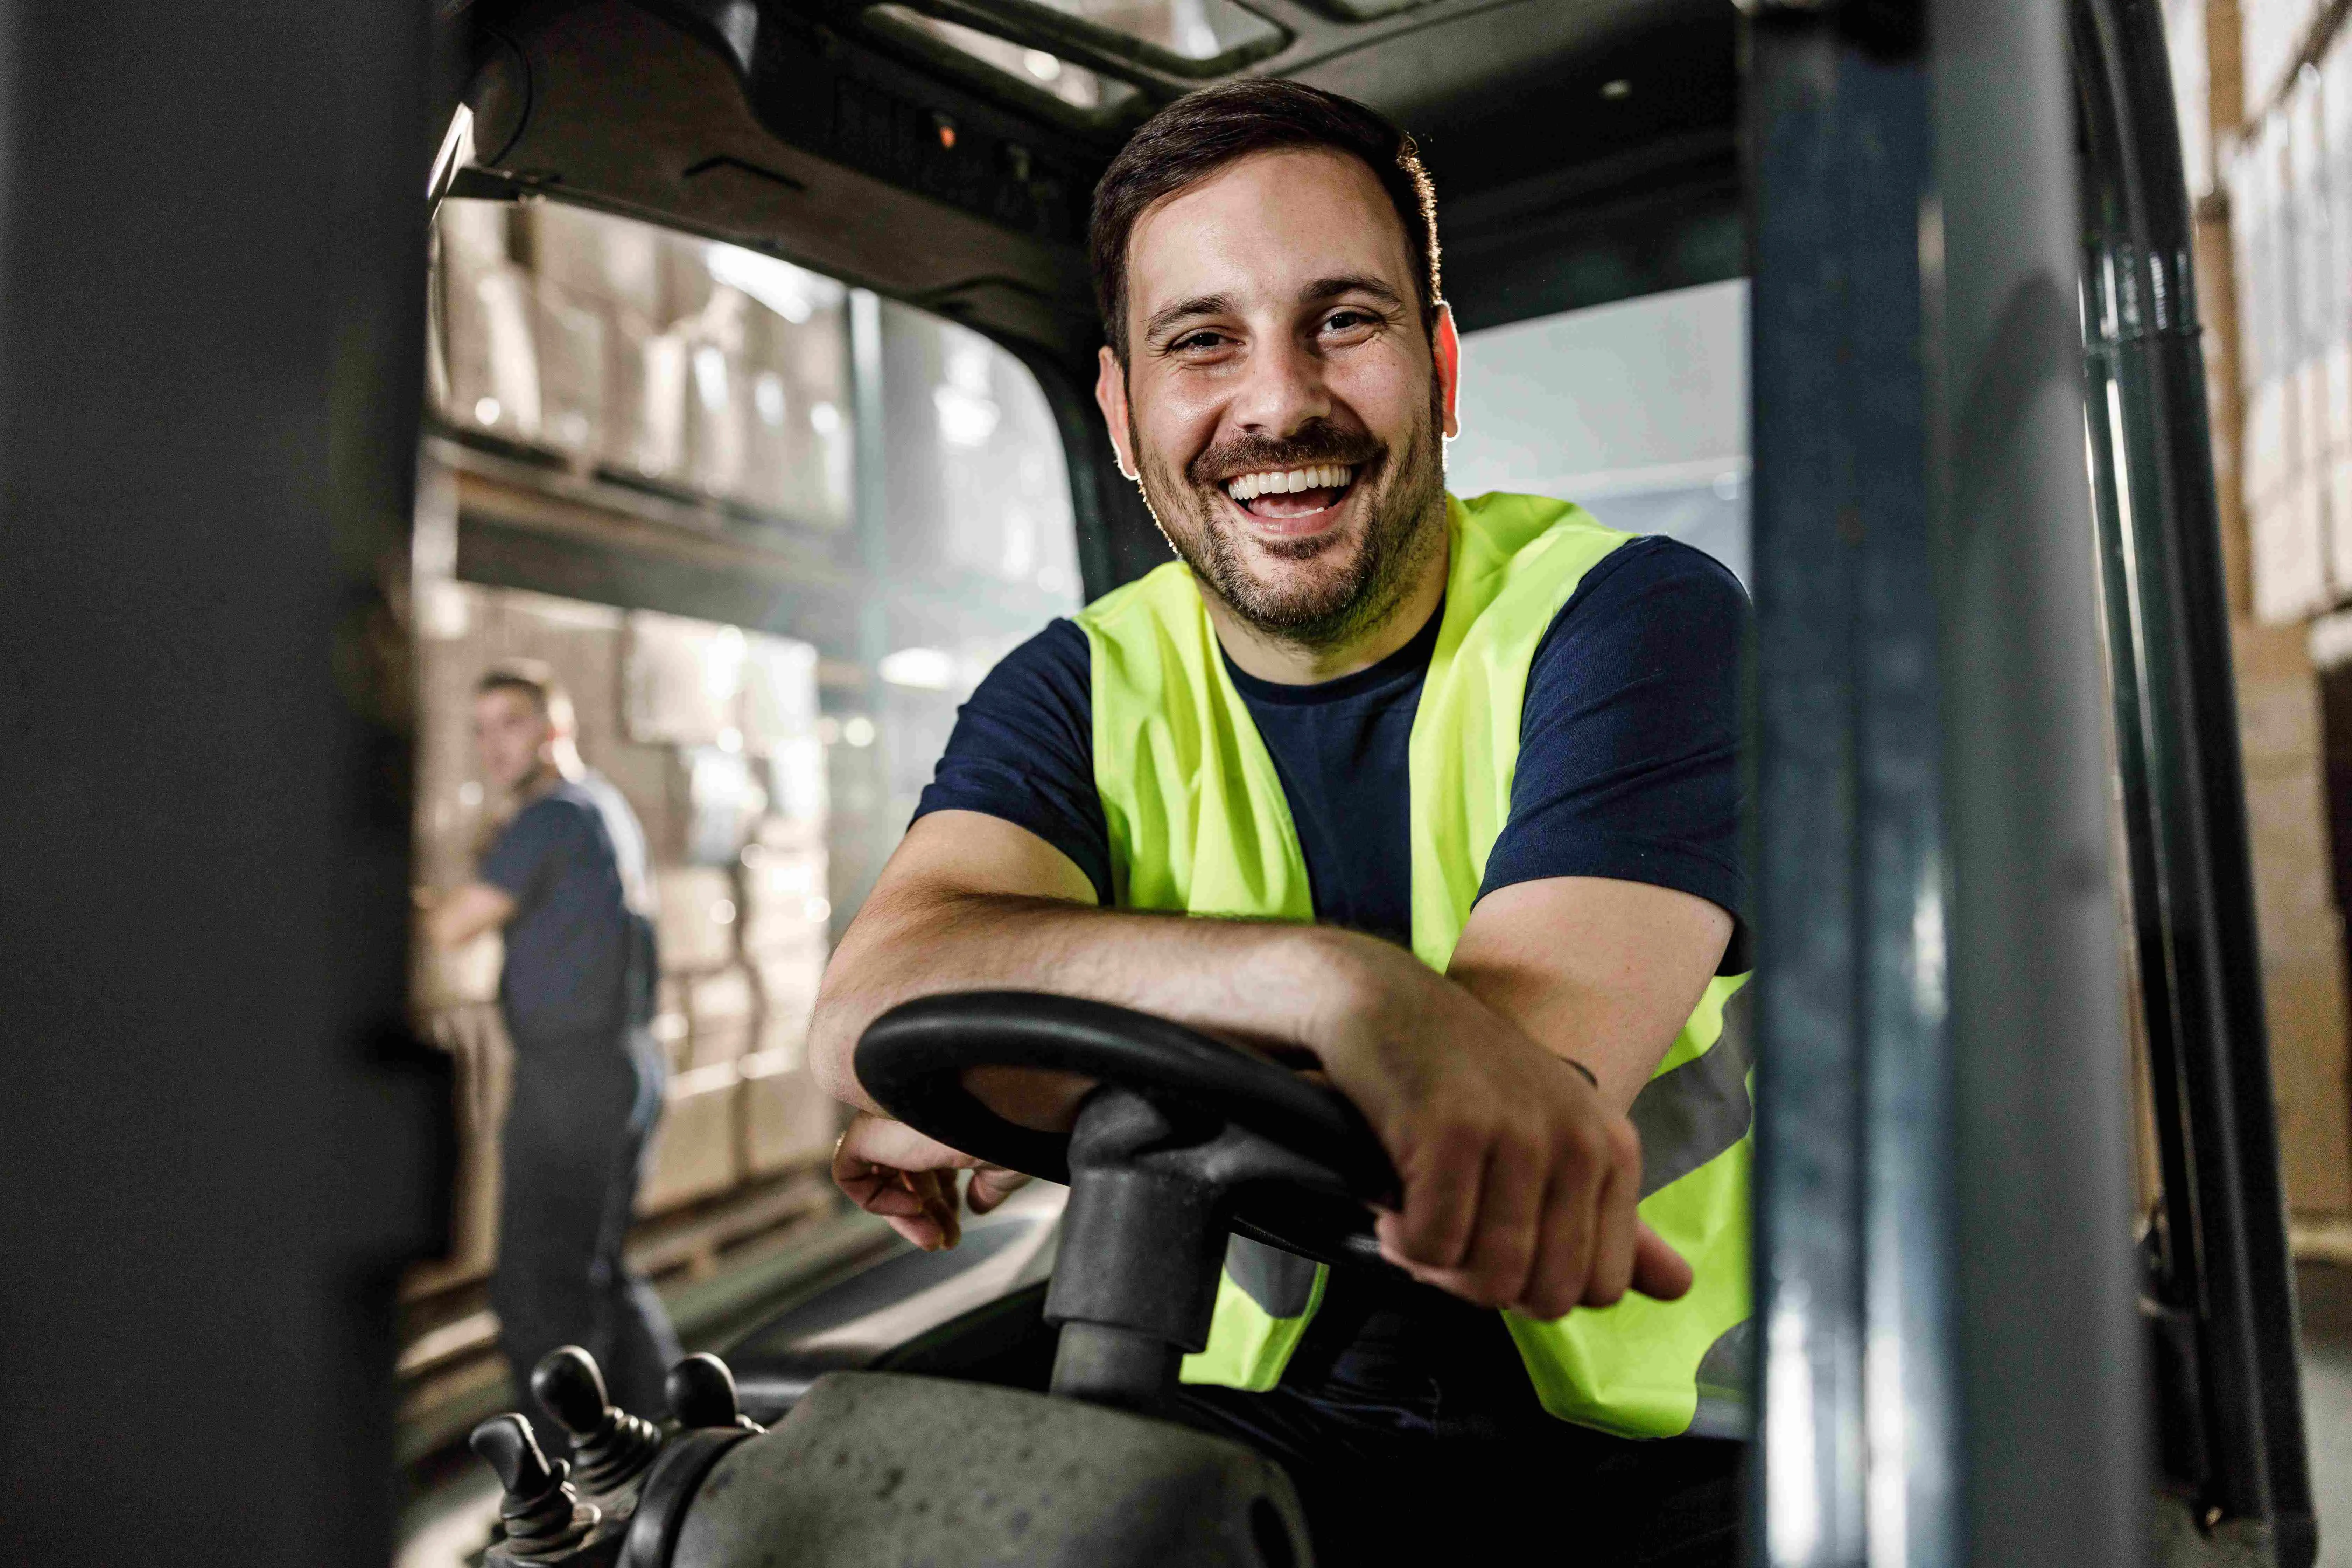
[0,2,450,1562]
[1749,0,2146,1559]
[1747,5,1961,1563]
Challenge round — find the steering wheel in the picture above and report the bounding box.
[854,990,1401,1267]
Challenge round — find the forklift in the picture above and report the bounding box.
[0,0,2314,1562]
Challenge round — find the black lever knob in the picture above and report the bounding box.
[531,1346,663,1496]
[469,1414,597,1555]
[666,1353,763,1433]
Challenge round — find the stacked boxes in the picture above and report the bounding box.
[434,198,855,527]
[409,568,839,1284]
[2232,20,2352,622]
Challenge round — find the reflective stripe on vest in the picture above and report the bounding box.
[1076,491,1752,1438]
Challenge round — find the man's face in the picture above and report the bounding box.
[1096,146,1460,650]
[472,687,553,794]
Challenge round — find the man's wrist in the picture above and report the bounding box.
[1272,923,1422,1071]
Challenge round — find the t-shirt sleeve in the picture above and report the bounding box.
[480,797,579,909]
[1479,536,1751,972]
[912,619,1111,903]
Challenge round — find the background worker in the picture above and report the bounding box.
[811,82,1750,1562]
[424,661,680,1418]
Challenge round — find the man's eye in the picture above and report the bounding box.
[1323,310,1379,335]
[1170,331,1226,352]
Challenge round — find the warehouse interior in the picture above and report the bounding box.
[7,0,2352,1560]
[381,0,2352,1556]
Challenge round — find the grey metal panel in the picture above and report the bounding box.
[1930,0,2146,1561]
[1748,10,1960,1565]
[0,2,448,1564]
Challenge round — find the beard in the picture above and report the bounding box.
[1131,390,1448,652]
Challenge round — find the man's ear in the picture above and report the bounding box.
[1434,301,1462,441]
[1094,345,1139,480]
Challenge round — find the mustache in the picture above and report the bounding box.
[1185,422,1385,489]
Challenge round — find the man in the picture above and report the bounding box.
[425,661,681,1418]
[810,81,1749,1561]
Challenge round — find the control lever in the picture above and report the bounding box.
[468,1414,605,1563]
[666,1352,764,1433]
[532,1346,663,1501]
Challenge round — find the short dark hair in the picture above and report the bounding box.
[476,658,575,734]
[1088,80,1440,361]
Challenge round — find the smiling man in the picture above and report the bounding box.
[809,81,1751,1561]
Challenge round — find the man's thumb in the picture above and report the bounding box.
[1631,1223,1694,1301]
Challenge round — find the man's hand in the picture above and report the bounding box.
[1322,952,1695,1321]
[831,1111,1032,1251]
[424,880,514,951]
[810,814,1727,1319]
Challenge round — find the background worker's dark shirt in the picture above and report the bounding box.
[912,532,1749,1406]
[481,772,650,1045]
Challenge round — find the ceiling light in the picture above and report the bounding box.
[879,647,959,690]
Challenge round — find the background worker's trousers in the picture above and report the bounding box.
[490,1022,681,1419]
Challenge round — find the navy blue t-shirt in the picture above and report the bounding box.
[481,772,652,1045]
[913,533,1747,1407]
[915,535,1749,967]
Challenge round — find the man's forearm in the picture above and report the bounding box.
[809,883,1406,1115]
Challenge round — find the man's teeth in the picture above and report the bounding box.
[1225,464,1355,502]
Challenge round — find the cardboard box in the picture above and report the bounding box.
[625,609,744,747]
[407,1003,515,1294]
[532,276,607,459]
[657,865,740,974]
[594,741,677,864]
[754,742,828,856]
[740,1055,839,1176]
[742,633,820,754]
[677,745,764,867]
[493,590,626,756]
[2256,476,2331,622]
[754,952,825,1072]
[651,976,691,1074]
[687,965,758,1070]
[637,1063,742,1215]
[687,294,752,500]
[741,843,830,962]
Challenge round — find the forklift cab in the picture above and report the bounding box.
[0,0,2317,1564]
[423,0,2319,1561]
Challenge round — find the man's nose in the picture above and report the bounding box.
[1227,331,1331,439]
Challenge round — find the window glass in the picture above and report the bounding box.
[1022,0,1282,61]
[870,299,1082,838]
[868,0,1281,98]
[424,198,1082,941]
[1446,279,1750,584]
[432,200,856,528]
[407,197,1085,1542]
[869,6,1139,113]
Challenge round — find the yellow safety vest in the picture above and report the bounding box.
[1073,491,1752,1438]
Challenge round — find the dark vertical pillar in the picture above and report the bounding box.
[0,4,448,1564]
[1932,0,2146,1559]
[1748,6,1961,1564]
